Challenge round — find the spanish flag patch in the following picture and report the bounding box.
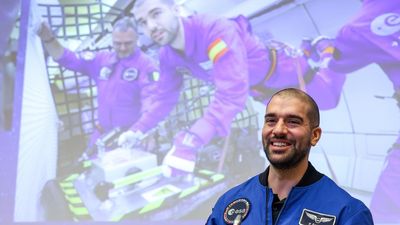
[207,38,228,63]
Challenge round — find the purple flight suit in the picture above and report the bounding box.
[157,14,344,144]
[370,137,400,223]
[328,0,400,222]
[57,48,160,146]
[330,0,400,92]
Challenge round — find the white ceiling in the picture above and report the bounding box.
[183,0,245,15]
[182,0,281,17]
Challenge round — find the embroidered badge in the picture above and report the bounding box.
[370,13,400,36]
[79,51,95,60]
[149,71,160,82]
[370,13,400,47]
[122,67,138,81]
[99,67,111,80]
[223,198,250,224]
[207,38,228,63]
[299,209,336,225]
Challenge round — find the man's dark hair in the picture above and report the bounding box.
[270,88,320,128]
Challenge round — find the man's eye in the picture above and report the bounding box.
[152,10,161,18]
[265,118,276,125]
[138,20,146,27]
[287,119,301,126]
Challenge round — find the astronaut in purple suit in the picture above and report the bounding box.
[37,17,166,155]
[121,0,346,177]
[310,0,400,222]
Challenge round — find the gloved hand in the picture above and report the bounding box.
[36,20,55,43]
[312,36,335,68]
[117,130,144,149]
[162,131,204,177]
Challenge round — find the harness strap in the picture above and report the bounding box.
[250,47,318,102]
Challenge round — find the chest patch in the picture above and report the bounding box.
[148,71,160,82]
[122,67,139,81]
[223,198,250,224]
[299,209,336,225]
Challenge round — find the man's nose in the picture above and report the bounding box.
[272,120,287,135]
[147,19,157,32]
[120,44,127,51]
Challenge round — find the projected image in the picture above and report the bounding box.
[8,0,399,224]
[0,2,19,131]
[29,0,262,222]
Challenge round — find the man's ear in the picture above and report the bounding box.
[310,127,322,146]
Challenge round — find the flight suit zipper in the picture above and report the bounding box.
[274,190,292,225]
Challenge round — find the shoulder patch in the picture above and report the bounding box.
[370,13,400,36]
[148,71,160,82]
[223,198,250,224]
[99,67,112,80]
[207,38,228,63]
[78,51,95,61]
[299,209,336,225]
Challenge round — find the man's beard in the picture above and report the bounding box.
[118,52,131,58]
[158,19,180,47]
[263,139,311,170]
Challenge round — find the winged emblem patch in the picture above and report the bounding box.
[299,209,336,225]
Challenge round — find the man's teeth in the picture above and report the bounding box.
[273,142,289,147]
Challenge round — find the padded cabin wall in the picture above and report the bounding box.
[14,0,59,221]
